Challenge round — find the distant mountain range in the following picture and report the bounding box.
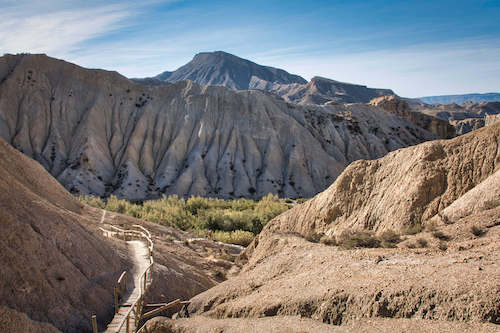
[418,93,500,105]
[134,51,394,104]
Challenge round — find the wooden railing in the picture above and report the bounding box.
[93,224,155,333]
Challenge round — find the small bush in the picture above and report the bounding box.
[296,198,310,204]
[379,230,402,247]
[212,230,254,247]
[403,224,422,235]
[438,241,448,251]
[319,235,337,246]
[406,242,417,249]
[426,221,438,232]
[470,225,486,237]
[432,231,450,241]
[338,231,381,249]
[416,238,428,248]
[305,231,323,243]
[213,269,226,280]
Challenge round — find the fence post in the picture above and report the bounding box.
[126,313,130,333]
[114,287,119,313]
[124,272,127,293]
[91,315,98,333]
[144,271,147,290]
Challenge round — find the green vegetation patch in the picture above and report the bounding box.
[80,194,289,247]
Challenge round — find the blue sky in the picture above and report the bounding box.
[1,0,499,97]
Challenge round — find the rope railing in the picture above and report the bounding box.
[93,223,155,333]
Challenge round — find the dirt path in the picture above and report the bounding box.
[105,240,150,333]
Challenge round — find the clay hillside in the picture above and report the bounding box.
[0,53,435,201]
[0,135,248,333]
[0,137,131,333]
[143,122,500,332]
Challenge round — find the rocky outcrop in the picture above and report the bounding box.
[486,114,500,127]
[0,137,132,332]
[269,76,394,104]
[370,95,455,139]
[451,118,485,135]
[0,54,435,201]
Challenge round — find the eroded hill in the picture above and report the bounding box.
[0,138,131,332]
[0,54,435,201]
[147,123,500,332]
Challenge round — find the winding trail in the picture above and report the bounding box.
[105,240,150,332]
[97,222,154,333]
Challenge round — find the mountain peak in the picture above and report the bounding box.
[153,51,307,90]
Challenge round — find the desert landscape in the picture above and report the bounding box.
[0,1,499,332]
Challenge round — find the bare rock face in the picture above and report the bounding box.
[370,95,455,139]
[0,54,435,201]
[0,138,131,332]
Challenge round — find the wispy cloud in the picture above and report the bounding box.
[0,5,130,55]
[0,1,176,57]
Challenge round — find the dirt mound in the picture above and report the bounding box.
[0,138,131,332]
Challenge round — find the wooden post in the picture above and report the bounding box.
[135,297,142,327]
[126,313,130,333]
[144,271,147,290]
[124,272,127,293]
[114,287,119,313]
[91,315,98,333]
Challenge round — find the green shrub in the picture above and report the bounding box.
[212,230,254,247]
[296,198,310,204]
[79,193,289,246]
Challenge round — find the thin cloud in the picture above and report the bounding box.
[257,38,500,97]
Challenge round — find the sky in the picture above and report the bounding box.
[0,0,499,97]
